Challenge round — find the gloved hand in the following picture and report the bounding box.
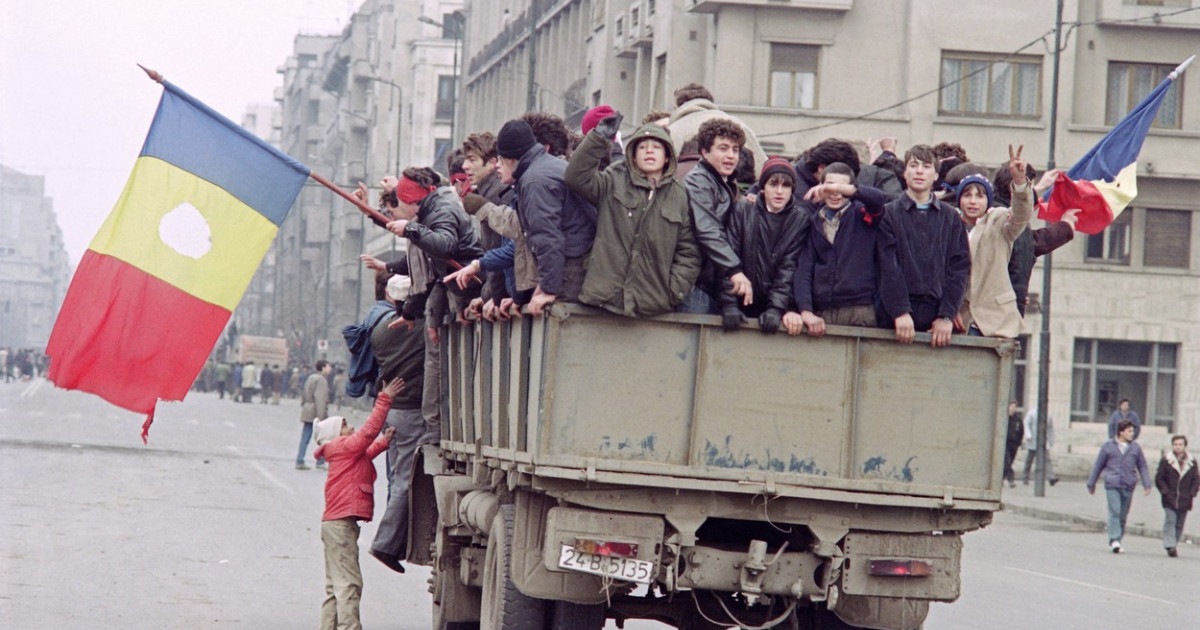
[462,193,487,216]
[758,308,782,335]
[594,113,624,140]
[721,307,745,332]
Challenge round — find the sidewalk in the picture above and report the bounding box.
[999,477,1196,546]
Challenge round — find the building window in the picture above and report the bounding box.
[1071,339,1177,430]
[441,13,459,39]
[615,16,624,41]
[1086,210,1132,264]
[770,44,818,110]
[648,0,657,16]
[939,52,1042,118]
[1107,62,1182,129]
[432,138,452,176]
[306,99,321,125]
[1143,209,1191,268]
[436,75,456,120]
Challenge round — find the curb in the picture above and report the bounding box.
[1001,503,1196,545]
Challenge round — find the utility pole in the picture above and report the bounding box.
[1035,0,1065,499]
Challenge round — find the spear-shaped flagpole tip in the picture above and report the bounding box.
[1169,55,1194,81]
[138,64,164,83]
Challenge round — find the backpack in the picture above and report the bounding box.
[341,308,391,399]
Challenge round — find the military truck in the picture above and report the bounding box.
[406,305,1015,629]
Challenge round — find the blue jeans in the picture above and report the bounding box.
[1105,487,1134,542]
[676,286,718,315]
[373,407,427,557]
[297,422,325,466]
[1163,507,1188,549]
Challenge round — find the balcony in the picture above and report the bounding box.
[1096,0,1200,30]
[687,0,852,14]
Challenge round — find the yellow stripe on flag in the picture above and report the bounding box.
[89,157,278,311]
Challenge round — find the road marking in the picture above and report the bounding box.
[1006,567,1177,605]
[223,421,237,429]
[228,445,294,495]
[20,378,46,399]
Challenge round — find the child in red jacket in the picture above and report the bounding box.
[312,377,402,630]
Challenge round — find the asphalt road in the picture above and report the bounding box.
[1,379,1195,628]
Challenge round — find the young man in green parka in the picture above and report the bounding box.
[565,111,702,317]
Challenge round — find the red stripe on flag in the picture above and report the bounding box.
[1037,173,1115,236]
[47,251,231,415]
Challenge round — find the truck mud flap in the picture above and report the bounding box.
[840,532,961,601]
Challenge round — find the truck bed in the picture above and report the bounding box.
[442,305,1015,512]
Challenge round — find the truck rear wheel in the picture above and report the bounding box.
[480,504,546,629]
[547,600,606,630]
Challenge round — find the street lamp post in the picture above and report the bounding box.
[418,12,463,145]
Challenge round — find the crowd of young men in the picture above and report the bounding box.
[313,82,1087,618]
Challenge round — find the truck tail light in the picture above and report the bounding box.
[868,559,933,577]
[573,538,639,559]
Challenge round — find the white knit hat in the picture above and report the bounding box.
[314,416,345,446]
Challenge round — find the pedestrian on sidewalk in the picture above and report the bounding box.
[1004,401,1024,488]
[1023,407,1058,485]
[1087,420,1151,553]
[1107,398,1142,441]
[312,377,402,630]
[298,360,332,470]
[1155,435,1198,557]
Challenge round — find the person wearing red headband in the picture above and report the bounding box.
[360,166,483,444]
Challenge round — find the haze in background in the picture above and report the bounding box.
[0,0,356,266]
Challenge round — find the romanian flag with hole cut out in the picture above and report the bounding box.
[1038,58,1190,235]
[46,81,309,440]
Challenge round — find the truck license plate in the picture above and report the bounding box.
[558,545,654,584]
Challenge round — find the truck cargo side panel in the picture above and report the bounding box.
[541,316,698,465]
[692,331,855,477]
[853,340,1000,489]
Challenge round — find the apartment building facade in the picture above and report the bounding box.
[459,0,1199,446]
[0,165,72,349]
[230,0,463,366]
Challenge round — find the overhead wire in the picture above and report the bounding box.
[757,6,1200,140]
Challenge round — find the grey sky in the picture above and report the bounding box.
[0,0,356,265]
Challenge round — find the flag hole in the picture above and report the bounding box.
[159,203,212,259]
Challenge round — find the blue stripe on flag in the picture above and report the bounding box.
[140,81,310,226]
[1067,78,1172,183]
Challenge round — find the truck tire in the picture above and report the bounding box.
[480,504,546,629]
[547,600,605,630]
[431,561,480,630]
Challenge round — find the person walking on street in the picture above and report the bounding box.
[1108,398,1142,441]
[1087,419,1152,553]
[298,360,333,470]
[1004,401,1024,488]
[214,362,231,399]
[240,361,257,403]
[1155,435,1198,557]
[1023,407,1058,486]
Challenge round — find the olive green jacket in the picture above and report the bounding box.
[566,124,702,317]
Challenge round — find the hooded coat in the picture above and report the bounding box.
[566,124,702,317]
[1156,449,1198,513]
[668,98,768,178]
